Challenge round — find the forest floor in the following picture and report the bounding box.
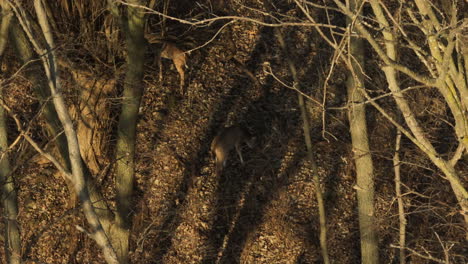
[127,21,359,263]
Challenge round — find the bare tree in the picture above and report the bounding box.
[8,1,116,241]
[7,0,119,262]
[362,0,468,235]
[297,0,467,240]
[7,9,77,205]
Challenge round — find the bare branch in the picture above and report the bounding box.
[390,245,445,263]
[116,0,340,29]
[0,99,73,181]
[185,20,235,54]
[332,0,437,86]
[449,144,465,167]
[327,85,430,110]
[263,62,323,107]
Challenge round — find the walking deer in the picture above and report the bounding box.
[211,125,255,176]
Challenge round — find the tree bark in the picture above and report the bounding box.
[346,1,379,263]
[109,0,147,263]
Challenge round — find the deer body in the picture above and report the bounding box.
[211,126,254,176]
[159,42,186,93]
[145,33,187,94]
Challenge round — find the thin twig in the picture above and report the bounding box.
[390,245,445,263]
[263,62,322,107]
[327,85,430,110]
[185,20,235,54]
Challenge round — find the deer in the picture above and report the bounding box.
[146,34,187,94]
[159,42,186,93]
[211,125,255,176]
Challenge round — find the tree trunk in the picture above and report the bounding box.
[111,1,147,263]
[393,127,406,264]
[346,1,379,263]
[0,8,21,264]
[0,91,22,264]
[0,3,21,264]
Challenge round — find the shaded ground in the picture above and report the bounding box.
[129,21,359,263]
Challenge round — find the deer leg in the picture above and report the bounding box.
[174,66,184,94]
[215,158,223,177]
[236,144,244,164]
[174,58,185,94]
[156,52,163,82]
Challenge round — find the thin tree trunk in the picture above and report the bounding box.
[274,27,330,264]
[0,5,21,263]
[109,1,147,263]
[346,1,379,263]
[346,60,379,264]
[0,92,22,264]
[393,128,406,264]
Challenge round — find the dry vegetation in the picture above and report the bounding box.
[0,0,467,263]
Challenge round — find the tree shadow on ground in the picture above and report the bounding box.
[197,25,323,263]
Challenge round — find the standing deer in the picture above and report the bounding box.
[159,42,186,93]
[211,125,255,176]
[146,34,187,94]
